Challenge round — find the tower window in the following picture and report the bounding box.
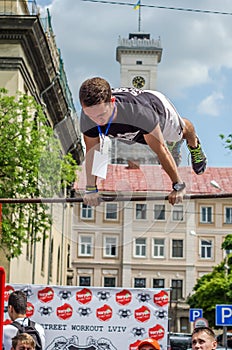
[136,60,142,65]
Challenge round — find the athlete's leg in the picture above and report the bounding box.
[182,118,207,175]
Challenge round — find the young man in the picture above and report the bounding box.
[192,327,217,350]
[79,77,207,206]
[3,291,45,350]
[11,333,35,350]
[137,338,160,350]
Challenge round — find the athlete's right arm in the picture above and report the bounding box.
[83,134,101,207]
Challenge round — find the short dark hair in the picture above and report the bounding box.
[192,327,216,339]
[79,77,112,107]
[8,290,27,314]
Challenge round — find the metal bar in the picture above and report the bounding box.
[0,193,232,204]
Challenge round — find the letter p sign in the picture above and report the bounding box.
[216,305,232,326]
[189,309,203,322]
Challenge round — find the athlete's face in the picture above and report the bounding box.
[14,341,35,350]
[82,97,116,126]
[192,331,217,350]
[139,346,158,350]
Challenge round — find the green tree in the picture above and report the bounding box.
[219,134,232,151]
[187,234,232,327]
[0,88,79,259]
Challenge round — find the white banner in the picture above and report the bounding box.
[4,284,169,350]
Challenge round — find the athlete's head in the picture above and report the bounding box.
[79,77,116,126]
[8,290,27,315]
[11,333,36,350]
[79,77,112,107]
[192,327,217,350]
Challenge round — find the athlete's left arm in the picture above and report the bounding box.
[144,125,185,205]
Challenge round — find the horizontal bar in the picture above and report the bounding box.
[0,192,231,203]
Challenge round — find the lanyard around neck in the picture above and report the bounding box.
[97,105,116,147]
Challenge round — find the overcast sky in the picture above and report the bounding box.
[37,0,232,168]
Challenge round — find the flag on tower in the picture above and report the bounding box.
[133,0,140,10]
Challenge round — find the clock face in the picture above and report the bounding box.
[132,76,145,89]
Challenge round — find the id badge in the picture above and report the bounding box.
[92,150,108,179]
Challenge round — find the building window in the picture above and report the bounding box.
[79,235,93,256]
[135,238,146,257]
[171,279,183,301]
[104,277,116,287]
[154,204,165,220]
[201,239,212,259]
[136,204,147,220]
[79,276,91,286]
[136,60,143,65]
[172,205,184,221]
[80,203,93,219]
[200,206,212,223]
[225,207,232,224]
[172,239,183,258]
[105,203,118,220]
[153,278,165,288]
[153,238,165,258]
[134,278,146,288]
[104,236,117,257]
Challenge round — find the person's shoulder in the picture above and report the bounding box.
[34,321,45,334]
[3,323,16,330]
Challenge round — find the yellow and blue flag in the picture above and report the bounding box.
[133,0,140,10]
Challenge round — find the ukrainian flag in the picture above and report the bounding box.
[133,0,140,10]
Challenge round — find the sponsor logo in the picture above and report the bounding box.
[154,291,169,307]
[4,285,14,301]
[26,302,34,317]
[130,340,141,350]
[149,324,165,340]
[76,288,92,305]
[116,289,132,305]
[38,287,54,303]
[56,303,73,320]
[134,305,151,322]
[96,304,113,321]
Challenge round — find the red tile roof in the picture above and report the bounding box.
[76,165,232,195]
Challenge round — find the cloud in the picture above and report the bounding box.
[37,0,232,102]
[37,0,232,166]
[197,92,224,116]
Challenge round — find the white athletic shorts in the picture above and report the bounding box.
[144,90,186,142]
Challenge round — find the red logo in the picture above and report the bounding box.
[96,304,112,321]
[76,288,92,304]
[26,302,34,317]
[130,340,141,350]
[149,325,165,340]
[56,303,73,320]
[154,290,169,307]
[4,285,14,301]
[3,319,12,326]
[38,287,54,303]
[134,305,151,322]
[115,289,132,305]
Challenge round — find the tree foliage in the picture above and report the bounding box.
[187,234,232,327]
[219,133,232,151]
[0,88,79,259]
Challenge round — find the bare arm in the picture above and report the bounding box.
[83,134,101,206]
[84,134,100,186]
[144,125,185,205]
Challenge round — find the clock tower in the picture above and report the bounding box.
[110,32,163,166]
[116,32,162,90]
